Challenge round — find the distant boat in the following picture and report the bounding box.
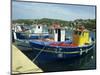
[12,24,51,50]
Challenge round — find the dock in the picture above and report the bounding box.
[12,45,43,74]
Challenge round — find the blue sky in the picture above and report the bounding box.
[12,1,96,21]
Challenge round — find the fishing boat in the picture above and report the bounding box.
[12,24,50,40]
[12,24,51,50]
[29,23,95,63]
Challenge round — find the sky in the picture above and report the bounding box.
[12,1,96,21]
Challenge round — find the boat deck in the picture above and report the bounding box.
[12,45,43,74]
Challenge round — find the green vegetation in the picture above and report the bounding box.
[12,18,96,30]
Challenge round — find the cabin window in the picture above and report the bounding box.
[74,31,78,34]
[55,29,58,33]
[78,31,81,35]
[74,31,82,35]
[38,26,40,29]
[21,26,25,31]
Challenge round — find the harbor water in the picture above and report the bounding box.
[16,31,96,72]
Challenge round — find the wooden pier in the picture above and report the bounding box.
[12,45,43,74]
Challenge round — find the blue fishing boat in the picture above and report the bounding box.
[29,24,95,63]
[13,24,50,40]
[12,24,51,50]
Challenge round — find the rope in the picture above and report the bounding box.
[32,42,46,62]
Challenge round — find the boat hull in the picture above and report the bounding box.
[29,41,94,63]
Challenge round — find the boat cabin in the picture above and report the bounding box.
[33,24,48,34]
[73,25,91,46]
[49,22,66,42]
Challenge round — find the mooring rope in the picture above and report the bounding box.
[32,42,46,62]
